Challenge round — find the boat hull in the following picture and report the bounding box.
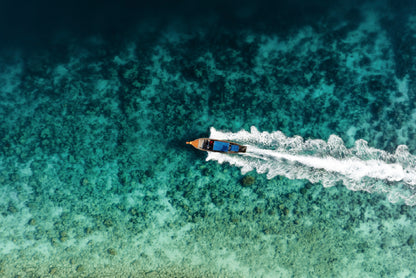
[187,138,247,153]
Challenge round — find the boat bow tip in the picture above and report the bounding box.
[186,139,200,149]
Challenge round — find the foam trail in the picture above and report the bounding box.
[207,126,416,205]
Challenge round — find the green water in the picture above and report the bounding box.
[0,1,416,277]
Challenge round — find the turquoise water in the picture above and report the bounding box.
[1,1,416,277]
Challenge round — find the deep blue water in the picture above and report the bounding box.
[1,0,416,277]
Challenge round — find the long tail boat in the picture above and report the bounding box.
[186,138,247,153]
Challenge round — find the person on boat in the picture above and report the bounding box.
[209,140,214,150]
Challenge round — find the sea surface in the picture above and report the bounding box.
[1,0,416,277]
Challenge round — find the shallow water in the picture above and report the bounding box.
[1,0,416,277]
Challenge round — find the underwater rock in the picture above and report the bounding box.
[129,207,139,216]
[107,248,117,255]
[7,203,17,214]
[400,205,409,215]
[407,236,414,246]
[129,217,138,224]
[254,206,263,215]
[116,203,125,211]
[279,204,290,216]
[241,175,255,187]
[76,265,85,272]
[49,267,58,275]
[59,231,68,242]
[103,218,114,227]
[305,182,313,189]
[81,178,89,186]
[283,208,290,216]
[267,209,276,216]
[50,238,58,246]
[40,127,51,139]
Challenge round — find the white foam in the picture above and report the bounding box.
[208,127,416,205]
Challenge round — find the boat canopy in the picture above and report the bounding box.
[187,138,246,153]
[230,145,239,152]
[212,141,240,152]
[213,141,229,152]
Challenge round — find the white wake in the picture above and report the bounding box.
[207,126,416,205]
